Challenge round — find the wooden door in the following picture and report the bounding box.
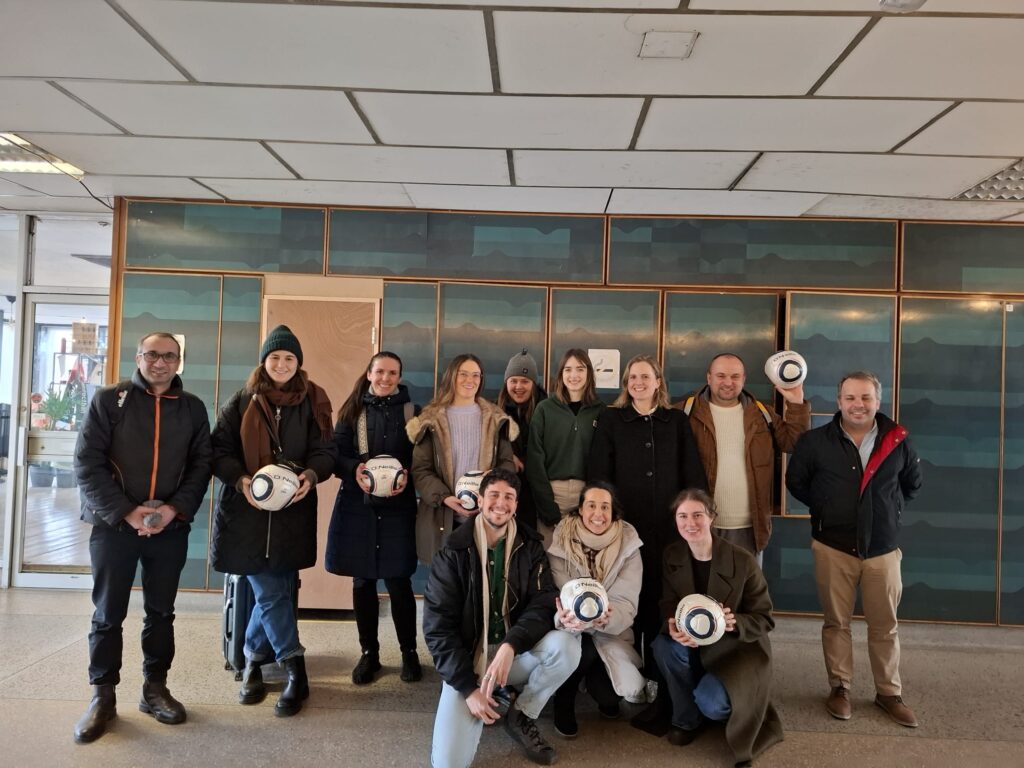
[264,297,377,609]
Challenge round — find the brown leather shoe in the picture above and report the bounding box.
[875,694,919,728]
[826,686,851,720]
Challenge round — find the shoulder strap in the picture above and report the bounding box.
[403,401,415,423]
[754,400,773,427]
[682,395,695,415]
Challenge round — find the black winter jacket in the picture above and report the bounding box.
[210,388,337,575]
[75,370,212,530]
[786,412,922,558]
[423,521,556,697]
[325,385,419,579]
[502,387,546,531]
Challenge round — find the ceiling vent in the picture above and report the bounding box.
[639,31,698,60]
[956,159,1024,202]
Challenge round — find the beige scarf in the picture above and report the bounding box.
[473,513,518,679]
[555,516,624,583]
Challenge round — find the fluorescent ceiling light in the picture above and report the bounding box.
[0,133,85,179]
[878,0,928,12]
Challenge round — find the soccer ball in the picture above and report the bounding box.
[675,593,727,646]
[455,471,485,511]
[250,463,301,511]
[764,350,808,390]
[560,578,609,627]
[360,455,406,498]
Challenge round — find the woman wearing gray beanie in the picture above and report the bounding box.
[497,349,546,532]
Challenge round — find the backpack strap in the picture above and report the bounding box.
[403,401,415,424]
[682,395,695,416]
[754,399,773,427]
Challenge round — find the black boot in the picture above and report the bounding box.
[275,656,309,718]
[630,686,670,737]
[553,685,578,738]
[399,650,423,683]
[351,650,382,685]
[74,684,116,744]
[139,679,186,725]
[239,660,266,705]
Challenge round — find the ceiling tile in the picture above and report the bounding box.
[514,150,756,188]
[119,0,492,92]
[738,153,1015,198]
[60,83,373,144]
[608,189,825,216]
[404,185,610,213]
[269,144,509,185]
[199,178,412,207]
[0,173,221,200]
[495,13,866,94]
[0,0,185,80]
[356,93,642,149]
[358,0,677,6]
[639,98,951,152]
[803,194,1024,221]
[819,18,1024,99]
[0,178,45,196]
[0,81,120,134]
[18,134,292,178]
[897,103,1024,157]
[0,195,113,214]
[691,0,1024,9]
[1002,212,1024,222]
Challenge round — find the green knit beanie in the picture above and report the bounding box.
[260,325,303,366]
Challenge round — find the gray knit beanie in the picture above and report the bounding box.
[504,348,538,383]
[260,325,303,366]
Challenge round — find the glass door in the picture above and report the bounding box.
[12,295,108,586]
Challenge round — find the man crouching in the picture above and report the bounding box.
[424,467,580,767]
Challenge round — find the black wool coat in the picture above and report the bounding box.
[325,385,419,580]
[210,388,336,575]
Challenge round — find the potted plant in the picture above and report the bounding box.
[38,384,74,431]
[29,461,56,487]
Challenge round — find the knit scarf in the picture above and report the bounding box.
[555,516,624,583]
[473,512,517,679]
[240,371,334,475]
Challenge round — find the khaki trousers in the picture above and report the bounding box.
[539,479,586,551]
[811,539,903,696]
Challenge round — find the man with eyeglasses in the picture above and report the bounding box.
[73,332,212,744]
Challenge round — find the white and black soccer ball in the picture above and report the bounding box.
[250,463,301,511]
[560,578,609,627]
[675,593,727,646]
[764,350,808,390]
[454,470,485,511]
[360,455,406,498]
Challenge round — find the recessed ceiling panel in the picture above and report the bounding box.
[608,188,824,215]
[819,18,1024,99]
[19,134,293,178]
[804,194,1024,221]
[898,103,1024,157]
[0,195,113,213]
[404,184,610,213]
[495,13,866,94]
[269,144,509,185]
[514,150,756,188]
[0,0,185,80]
[356,93,642,149]
[0,173,221,200]
[0,81,120,135]
[61,83,373,144]
[738,153,1016,198]
[119,0,492,92]
[199,178,413,207]
[639,98,950,152]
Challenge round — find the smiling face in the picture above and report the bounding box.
[707,355,746,407]
[480,479,518,531]
[454,359,482,403]
[627,361,659,404]
[367,356,401,397]
[675,498,714,547]
[838,377,880,433]
[136,335,180,394]
[562,356,589,400]
[264,350,299,388]
[505,375,534,405]
[579,487,614,536]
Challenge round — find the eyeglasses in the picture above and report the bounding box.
[138,351,180,363]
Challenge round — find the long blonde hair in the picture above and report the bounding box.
[612,354,670,410]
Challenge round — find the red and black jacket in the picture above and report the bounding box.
[786,412,922,558]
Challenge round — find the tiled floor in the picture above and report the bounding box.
[1,587,1022,767]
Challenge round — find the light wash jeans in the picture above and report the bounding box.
[245,570,303,663]
[652,633,731,730]
[431,629,581,768]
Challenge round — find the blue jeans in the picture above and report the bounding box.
[245,570,302,663]
[431,629,581,768]
[652,634,731,730]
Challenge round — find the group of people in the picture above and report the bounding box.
[71,327,923,768]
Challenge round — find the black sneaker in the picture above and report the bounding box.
[351,652,381,685]
[399,651,423,683]
[504,708,558,765]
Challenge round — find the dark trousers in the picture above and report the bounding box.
[87,524,189,686]
[352,576,418,654]
[555,633,619,709]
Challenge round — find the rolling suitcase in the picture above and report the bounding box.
[222,573,301,680]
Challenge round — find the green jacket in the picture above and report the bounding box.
[525,397,605,525]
